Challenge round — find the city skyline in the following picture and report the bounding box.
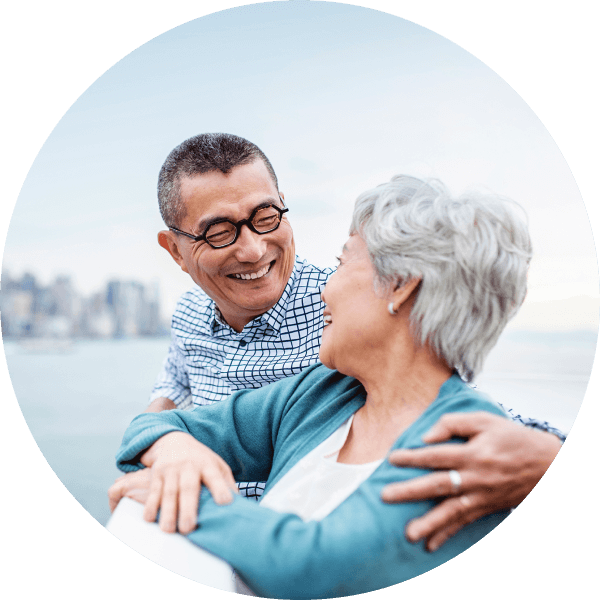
[2,2,598,335]
[1,268,167,339]
[2,263,598,336]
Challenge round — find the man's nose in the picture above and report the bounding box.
[233,224,267,263]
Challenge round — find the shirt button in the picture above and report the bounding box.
[239,340,247,347]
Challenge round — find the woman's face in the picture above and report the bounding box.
[319,234,390,377]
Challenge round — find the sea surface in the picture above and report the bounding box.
[3,330,597,526]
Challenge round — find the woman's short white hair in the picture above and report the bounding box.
[350,175,532,381]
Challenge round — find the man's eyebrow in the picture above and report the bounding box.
[194,214,228,235]
[194,199,280,234]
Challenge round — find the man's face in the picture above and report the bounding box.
[160,160,295,332]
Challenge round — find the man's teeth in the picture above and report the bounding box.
[233,264,271,280]
[324,315,332,325]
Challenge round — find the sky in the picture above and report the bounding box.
[1,0,598,330]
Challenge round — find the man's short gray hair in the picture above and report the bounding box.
[350,175,532,381]
[158,133,278,228]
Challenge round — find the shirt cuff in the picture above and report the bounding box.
[149,386,192,409]
[498,403,567,443]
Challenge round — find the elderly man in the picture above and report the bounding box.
[110,133,563,551]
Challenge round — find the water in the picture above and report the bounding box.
[3,330,597,526]
[4,337,173,526]
[473,330,597,433]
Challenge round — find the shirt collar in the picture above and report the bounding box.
[208,257,301,336]
[260,258,300,333]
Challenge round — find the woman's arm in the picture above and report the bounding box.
[188,456,508,599]
[185,395,511,599]
[116,376,288,478]
[113,364,341,530]
[382,411,562,550]
[113,384,286,531]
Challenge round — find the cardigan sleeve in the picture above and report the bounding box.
[115,363,331,482]
[115,383,280,481]
[185,393,509,599]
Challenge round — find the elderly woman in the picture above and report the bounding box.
[115,175,532,598]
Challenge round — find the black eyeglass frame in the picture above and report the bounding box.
[168,196,289,249]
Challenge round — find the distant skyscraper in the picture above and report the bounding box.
[1,270,165,339]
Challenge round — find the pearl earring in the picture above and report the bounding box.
[388,302,397,315]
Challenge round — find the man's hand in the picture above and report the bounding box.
[140,432,238,534]
[108,469,153,512]
[145,396,177,412]
[109,432,238,534]
[381,412,562,552]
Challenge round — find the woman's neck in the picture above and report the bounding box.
[364,351,451,411]
[337,338,453,465]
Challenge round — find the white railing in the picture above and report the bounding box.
[106,497,235,592]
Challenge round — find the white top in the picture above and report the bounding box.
[235,416,383,596]
[260,416,383,522]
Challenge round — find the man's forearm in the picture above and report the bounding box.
[145,396,178,413]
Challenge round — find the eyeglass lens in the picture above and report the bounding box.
[205,205,283,247]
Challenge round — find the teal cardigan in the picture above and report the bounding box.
[116,364,509,599]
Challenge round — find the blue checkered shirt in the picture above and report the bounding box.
[150,256,565,498]
[150,257,333,496]
[151,256,332,407]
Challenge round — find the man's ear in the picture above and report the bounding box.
[158,230,189,274]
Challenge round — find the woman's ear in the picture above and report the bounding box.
[389,277,422,314]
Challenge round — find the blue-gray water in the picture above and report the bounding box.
[4,330,597,526]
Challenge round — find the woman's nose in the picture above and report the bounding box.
[320,281,328,304]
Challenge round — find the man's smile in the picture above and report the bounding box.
[227,260,275,281]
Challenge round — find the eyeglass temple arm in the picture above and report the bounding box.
[168,226,203,241]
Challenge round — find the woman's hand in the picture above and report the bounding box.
[381,412,562,551]
[137,431,237,534]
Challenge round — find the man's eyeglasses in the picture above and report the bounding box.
[169,198,289,249]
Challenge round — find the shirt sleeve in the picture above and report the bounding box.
[498,402,567,442]
[148,335,192,409]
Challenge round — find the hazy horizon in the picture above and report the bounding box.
[3,263,598,333]
[2,1,598,333]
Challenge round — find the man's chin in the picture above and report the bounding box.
[239,295,282,315]
[228,285,285,316]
